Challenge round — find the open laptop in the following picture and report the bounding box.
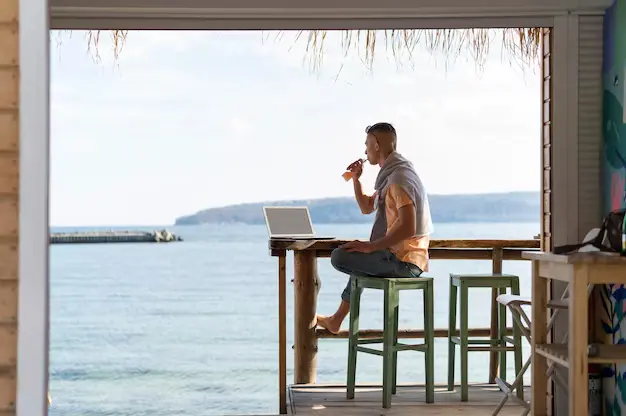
[263,206,334,240]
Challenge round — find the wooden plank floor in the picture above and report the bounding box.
[289,383,531,415]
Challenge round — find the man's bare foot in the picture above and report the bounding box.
[316,315,341,335]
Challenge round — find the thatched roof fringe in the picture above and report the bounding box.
[77,28,541,70]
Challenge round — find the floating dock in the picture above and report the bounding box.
[49,229,183,244]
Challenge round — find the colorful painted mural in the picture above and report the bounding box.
[603,0,626,214]
[600,285,626,414]
[602,0,626,413]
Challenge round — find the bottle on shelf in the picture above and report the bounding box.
[588,362,602,416]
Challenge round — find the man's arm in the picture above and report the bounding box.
[370,205,416,250]
[353,179,375,214]
[370,185,416,250]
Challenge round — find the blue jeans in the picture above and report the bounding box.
[330,247,423,302]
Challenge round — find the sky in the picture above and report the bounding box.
[50,30,541,226]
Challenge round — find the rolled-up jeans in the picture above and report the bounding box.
[330,247,423,302]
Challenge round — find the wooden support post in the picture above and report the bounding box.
[277,253,287,414]
[569,265,588,415]
[489,247,503,383]
[530,260,548,415]
[0,1,19,414]
[293,251,318,384]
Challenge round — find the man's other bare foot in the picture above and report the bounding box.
[316,315,341,335]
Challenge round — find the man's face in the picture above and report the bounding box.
[364,134,379,164]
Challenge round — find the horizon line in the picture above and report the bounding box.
[50,219,541,229]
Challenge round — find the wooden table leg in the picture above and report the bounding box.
[531,260,548,415]
[278,254,287,414]
[293,250,318,384]
[489,247,503,383]
[569,265,588,415]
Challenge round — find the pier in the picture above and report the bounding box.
[50,229,183,244]
[269,238,540,415]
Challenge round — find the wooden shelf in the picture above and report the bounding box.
[536,344,569,367]
[536,344,626,368]
[547,299,568,309]
[526,251,626,416]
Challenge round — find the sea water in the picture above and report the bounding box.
[49,222,537,415]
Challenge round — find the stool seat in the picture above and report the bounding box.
[450,273,520,288]
[450,273,519,279]
[347,274,435,409]
[354,274,433,289]
[497,294,532,306]
[447,272,523,402]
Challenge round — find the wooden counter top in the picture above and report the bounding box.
[522,250,626,264]
[270,238,540,253]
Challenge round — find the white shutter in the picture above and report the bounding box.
[577,15,604,237]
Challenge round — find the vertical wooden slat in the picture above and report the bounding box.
[541,27,553,254]
[540,27,554,416]
[0,0,19,413]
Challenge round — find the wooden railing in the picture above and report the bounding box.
[269,238,540,414]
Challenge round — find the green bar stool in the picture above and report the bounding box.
[346,274,435,409]
[447,273,523,402]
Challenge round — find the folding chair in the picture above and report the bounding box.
[491,293,574,416]
[492,228,600,416]
[492,294,532,416]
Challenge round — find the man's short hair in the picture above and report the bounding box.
[365,122,396,137]
[366,122,397,149]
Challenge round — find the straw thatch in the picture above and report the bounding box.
[79,28,541,70]
[290,28,541,71]
[85,30,128,60]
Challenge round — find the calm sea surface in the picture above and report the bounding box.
[49,222,538,416]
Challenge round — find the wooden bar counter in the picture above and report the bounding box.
[270,237,539,414]
[523,251,626,416]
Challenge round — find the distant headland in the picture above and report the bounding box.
[174,191,540,225]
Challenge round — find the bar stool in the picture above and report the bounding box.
[347,274,435,409]
[447,273,523,402]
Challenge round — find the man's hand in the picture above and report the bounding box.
[340,240,377,253]
[346,159,364,180]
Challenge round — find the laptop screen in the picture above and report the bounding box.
[265,207,314,237]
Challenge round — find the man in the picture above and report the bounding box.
[316,122,433,334]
